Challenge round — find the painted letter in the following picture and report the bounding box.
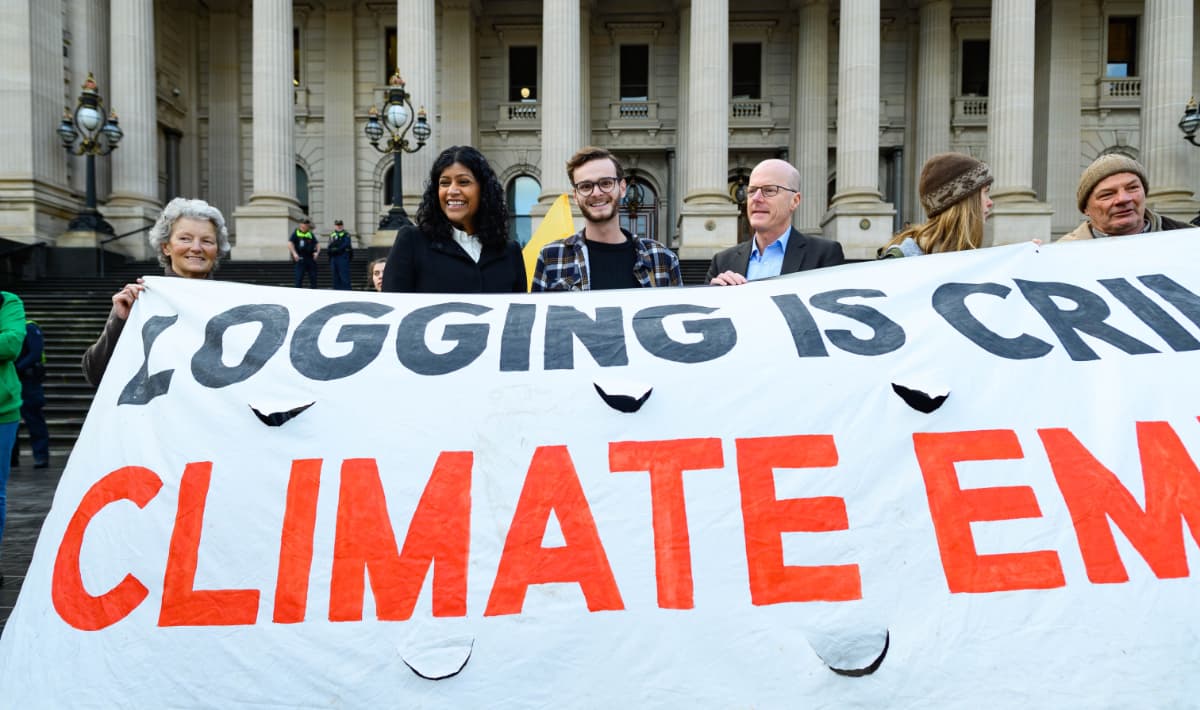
[609,438,724,609]
[736,435,861,604]
[53,466,163,631]
[914,430,1065,593]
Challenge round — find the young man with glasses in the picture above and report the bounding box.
[531,146,681,291]
[707,159,844,285]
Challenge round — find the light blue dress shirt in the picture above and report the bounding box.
[745,228,791,281]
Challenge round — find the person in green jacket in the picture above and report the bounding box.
[0,291,26,586]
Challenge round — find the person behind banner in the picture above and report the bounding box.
[707,159,844,285]
[288,218,320,288]
[367,257,386,292]
[326,219,354,290]
[1059,154,1193,241]
[531,146,681,291]
[81,197,231,387]
[11,319,47,469]
[879,152,994,258]
[383,146,526,294]
[0,291,25,587]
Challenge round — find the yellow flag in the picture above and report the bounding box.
[522,193,576,291]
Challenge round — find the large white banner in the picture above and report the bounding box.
[3,232,1200,707]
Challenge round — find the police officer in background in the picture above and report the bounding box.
[327,219,353,290]
[12,319,47,469]
[288,218,320,288]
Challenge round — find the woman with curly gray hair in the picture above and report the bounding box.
[81,197,230,385]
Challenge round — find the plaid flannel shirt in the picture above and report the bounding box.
[531,228,682,291]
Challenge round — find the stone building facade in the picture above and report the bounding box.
[2,0,1197,264]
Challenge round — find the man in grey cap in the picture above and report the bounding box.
[1059,153,1192,241]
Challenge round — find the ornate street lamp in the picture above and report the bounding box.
[58,73,123,233]
[1180,97,1200,147]
[365,71,432,229]
[1180,97,1200,226]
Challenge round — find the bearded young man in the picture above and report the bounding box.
[531,146,681,291]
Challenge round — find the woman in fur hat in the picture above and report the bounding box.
[879,152,994,258]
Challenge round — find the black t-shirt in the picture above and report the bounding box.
[586,238,639,290]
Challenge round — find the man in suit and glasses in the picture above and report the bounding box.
[707,158,845,285]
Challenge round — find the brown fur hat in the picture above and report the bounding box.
[919,153,994,218]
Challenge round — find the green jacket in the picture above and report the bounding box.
[0,292,26,423]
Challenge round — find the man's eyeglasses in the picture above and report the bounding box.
[573,177,620,196]
[745,184,798,199]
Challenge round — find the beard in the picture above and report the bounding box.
[580,196,618,224]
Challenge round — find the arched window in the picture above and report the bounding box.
[296,164,309,215]
[507,175,540,246]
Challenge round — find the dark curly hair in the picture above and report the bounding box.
[416,145,510,249]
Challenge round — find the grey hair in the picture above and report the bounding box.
[148,197,231,270]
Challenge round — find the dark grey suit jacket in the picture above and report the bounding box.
[705,228,845,282]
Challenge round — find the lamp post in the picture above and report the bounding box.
[58,73,123,234]
[1180,97,1200,147]
[365,71,432,229]
[1180,97,1200,226]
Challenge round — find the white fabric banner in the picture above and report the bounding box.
[3,232,1200,708]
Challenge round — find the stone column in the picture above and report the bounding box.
[397,0,436,217]
[233,0,301,259]
[1032,0,1081,235]
[674,2,691,245]
[324,7,356,236]
[1142,0,1198,218]
[792,0,829,235]
[677,0,738,260]
[985,0,1051,245]
[207,9,241,234]
[68,0,111,202]
[105,0,160,259]
[440,0,478,149]
[913,0,951,215]
[821,0,894,259]
[536,0,583,207]
[0,0,71,247]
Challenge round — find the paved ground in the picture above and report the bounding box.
[0,455,64,637]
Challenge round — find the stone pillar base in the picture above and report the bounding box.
[676,202,740,260]
[820,202,896,260]
[985,201,1053,247]
[368,228,399,249]
[1147,197,1200,226]
[101,201,160,260]
[233,199,303,260]
[57,229,101,248]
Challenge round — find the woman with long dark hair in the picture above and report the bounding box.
[382,145,526,293]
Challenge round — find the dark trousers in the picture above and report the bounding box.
[11,382,47,466]
[294,255,318,288]
[330,254,352,290]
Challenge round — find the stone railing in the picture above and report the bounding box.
[496,101,539,138]
[952,96,989,127]
[1096,77,1141,109]
[730,99,774,135]
[731,99,770,120]
[604,100,663,137]
[611,100,658,120]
